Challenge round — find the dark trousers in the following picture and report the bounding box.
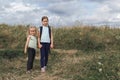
[27,47,36,71]
[40,43,50,68]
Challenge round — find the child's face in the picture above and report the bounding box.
[42,18,48,26]
[29,28,36,35]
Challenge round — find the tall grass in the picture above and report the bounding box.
[53,26,120,52]
[1,24,120,51]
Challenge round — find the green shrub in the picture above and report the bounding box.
[0,49,24,60]
[78,33,105,52]
[54,27,106,51]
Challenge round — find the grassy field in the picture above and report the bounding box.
[0,24,120,80]
[0,49,120,80]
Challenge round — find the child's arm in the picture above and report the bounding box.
[37,31,42,48]
[50,29,54,48]
[24,35,30,54]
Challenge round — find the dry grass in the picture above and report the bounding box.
[0,49,95,80]
[0,49,120,80]
[53,49,78,54]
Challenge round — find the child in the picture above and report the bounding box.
[24,26,37,73]
[38,16,54,72]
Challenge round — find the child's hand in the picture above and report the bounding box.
[24,48,27,54]
[38,44,42,48]
[50,44,54,49]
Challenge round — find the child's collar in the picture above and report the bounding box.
[43,25,48,27]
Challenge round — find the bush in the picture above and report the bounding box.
[78,33,105,52]
[54,27,106,52]
[0,49,24,60]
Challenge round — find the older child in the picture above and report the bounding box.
[38,16,54,72]
[24,26,37,73]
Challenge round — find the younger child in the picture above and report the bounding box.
[24,26,37,73]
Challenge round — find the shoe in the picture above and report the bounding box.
[26,70,31,74]
[44,66,47,69]
[41,68,45,73]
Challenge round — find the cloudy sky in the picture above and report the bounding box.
[0,0,120,27]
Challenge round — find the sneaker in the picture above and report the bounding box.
[44,66,47,69]
[41,68,45,73]
[26,70,31,74]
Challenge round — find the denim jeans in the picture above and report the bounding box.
[40,43,50,68]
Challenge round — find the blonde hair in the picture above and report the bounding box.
[26,26,38,37]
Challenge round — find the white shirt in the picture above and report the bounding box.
[40,26,50,43]
[28,35,37,49]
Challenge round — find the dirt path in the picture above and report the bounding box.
[34,49,78,80]
[34,73,58,80]
[33,49,78,60]
[34,49,94,80]
[53,49,78,54]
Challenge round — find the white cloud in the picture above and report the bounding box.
[116,14,120,19]
[3,2,36,13]
[82,0,120,26]
[0,0,120,27]
[99,5,111,13]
